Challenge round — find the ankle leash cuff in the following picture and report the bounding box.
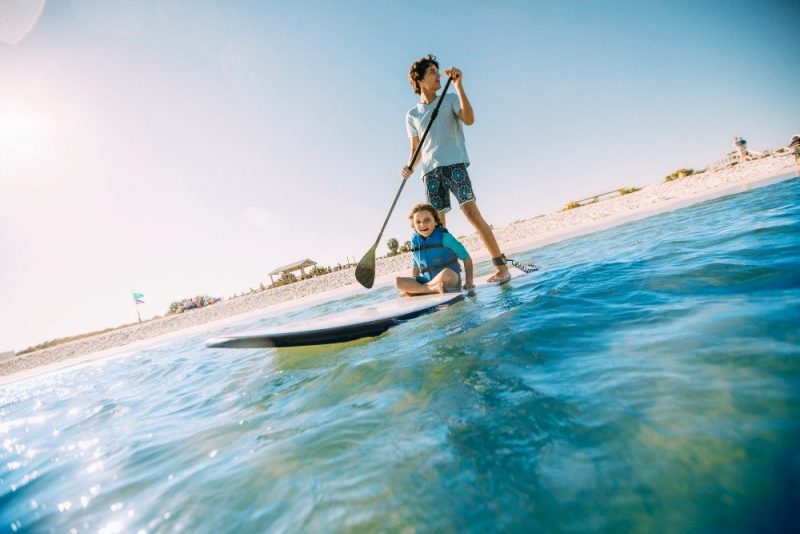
[492,254,539,274]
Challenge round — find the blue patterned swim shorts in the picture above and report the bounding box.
[422,163,476,213]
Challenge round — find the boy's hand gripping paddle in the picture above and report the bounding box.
[355,77,452,289]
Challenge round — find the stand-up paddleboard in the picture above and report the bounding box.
[207,271,523,349]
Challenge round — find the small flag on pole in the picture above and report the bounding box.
[132,293,144,323]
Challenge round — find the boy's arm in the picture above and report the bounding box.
[402,136,421,179]
[442,233,474,289]
[445,67,474,125]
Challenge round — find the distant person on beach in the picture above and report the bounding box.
[733,136,748,163]
[790,135,800,163]
[401,54,511,284]
[395,203,474,296]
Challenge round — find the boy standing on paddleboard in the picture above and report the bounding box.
[401,54,510,284]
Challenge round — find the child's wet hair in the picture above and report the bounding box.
[408,54,439,95]
[408,203,441,228]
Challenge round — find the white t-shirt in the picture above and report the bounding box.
[405,93,469,176]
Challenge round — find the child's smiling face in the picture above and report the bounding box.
[412,209,437,238]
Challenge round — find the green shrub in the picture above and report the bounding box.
[665,168,695,182]
[386,238,399,256]
[309,265,332,277]
[167,294,221,314]
[619,187,641,195]
[271,272,298,288]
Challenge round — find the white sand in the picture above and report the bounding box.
[2,153,797,385]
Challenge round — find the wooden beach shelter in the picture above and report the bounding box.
[269,259,317,285]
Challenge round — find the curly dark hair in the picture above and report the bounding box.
[408,203,442,228]
[408,54,439,95]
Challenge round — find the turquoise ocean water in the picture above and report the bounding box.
[2,176,799,532]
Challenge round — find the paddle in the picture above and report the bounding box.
[355,76,453,289]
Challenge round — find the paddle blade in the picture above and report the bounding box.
[355,247,376,288]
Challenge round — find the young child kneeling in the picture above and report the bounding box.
[395,203,474,296]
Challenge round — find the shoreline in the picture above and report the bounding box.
[2,154,797,385]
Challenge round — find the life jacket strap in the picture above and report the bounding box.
[418,257,460,274]
[411,243,445,252]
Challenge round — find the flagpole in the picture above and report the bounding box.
[132,293,145,323]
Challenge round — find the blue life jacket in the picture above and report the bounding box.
[411,227,462,282]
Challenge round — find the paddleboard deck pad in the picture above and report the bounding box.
[207,270,525,349]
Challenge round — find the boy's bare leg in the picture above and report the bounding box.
[395,277,435,296]
[395,269,460,296]
[460,201,510,283]
[426,269,459,294]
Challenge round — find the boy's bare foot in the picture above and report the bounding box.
[486,265,511,284]
[431,281,446,294]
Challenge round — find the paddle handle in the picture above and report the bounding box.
[373,76,453,247]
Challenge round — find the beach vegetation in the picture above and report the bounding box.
[399,240,412,253]
[17,324,142,355]
[271,272,298,287]
[665,168,696,182]
[562,200,580,211]
[386,238,400,256]
[309,265,332,277]
[167,295,221,315]
[619,187,641,195]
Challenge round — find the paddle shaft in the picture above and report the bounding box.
[370,77,453,248]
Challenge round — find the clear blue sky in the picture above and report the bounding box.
[1,0,798,351]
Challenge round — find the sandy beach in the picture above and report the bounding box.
[2,153,797,384]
